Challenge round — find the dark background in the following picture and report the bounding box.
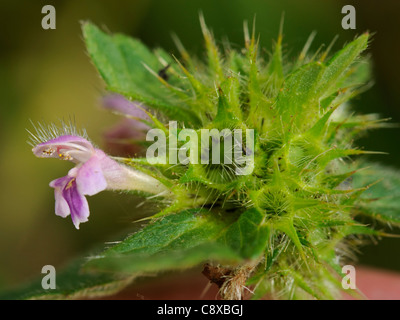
[0,0,399,290]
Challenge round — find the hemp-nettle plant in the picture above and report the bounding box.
[20,17,400,300]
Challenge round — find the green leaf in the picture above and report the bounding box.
[341,225,381,237]
[213,86,241,128]
[85,244,240,274]
[218,208,270,259]
[317,34,369,97]
[339,58,371,89]
[0,259,134,300]
[104,209,234,255]
[267,37,283,80]
[267,19,284,86]
[352,163,400,224]
[200,13,224,81]
[87,208,271,274]
[276,34,369,131]
[83,23,162,98]
[82,22,199,123]
[276,219,307,261]
[276,62,324,127]
[84,209,242,274]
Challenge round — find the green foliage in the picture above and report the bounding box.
[352,163,400,224]
[0,260,134,300]
[82,23,200,124]
[11,21,400,300]
[85,209,244,274]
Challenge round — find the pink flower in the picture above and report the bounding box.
[102,94,151,157]
[101,94,150,125]
[32,132,170,229]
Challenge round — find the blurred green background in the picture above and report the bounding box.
[0,0,399,290]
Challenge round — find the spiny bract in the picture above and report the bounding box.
[83,18,393,300]
[22,18,400,300]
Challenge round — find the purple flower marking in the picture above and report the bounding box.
[50,176,89,228]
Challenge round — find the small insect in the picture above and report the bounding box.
[158,64,170,81]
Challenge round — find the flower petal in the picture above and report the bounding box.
[62,179,89,229]
[55,190,70,218]
[102,94,150,121]
[32,135,94,163]
[103,119,148,157]
[49,176,71,218]
[75,154,108,196]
